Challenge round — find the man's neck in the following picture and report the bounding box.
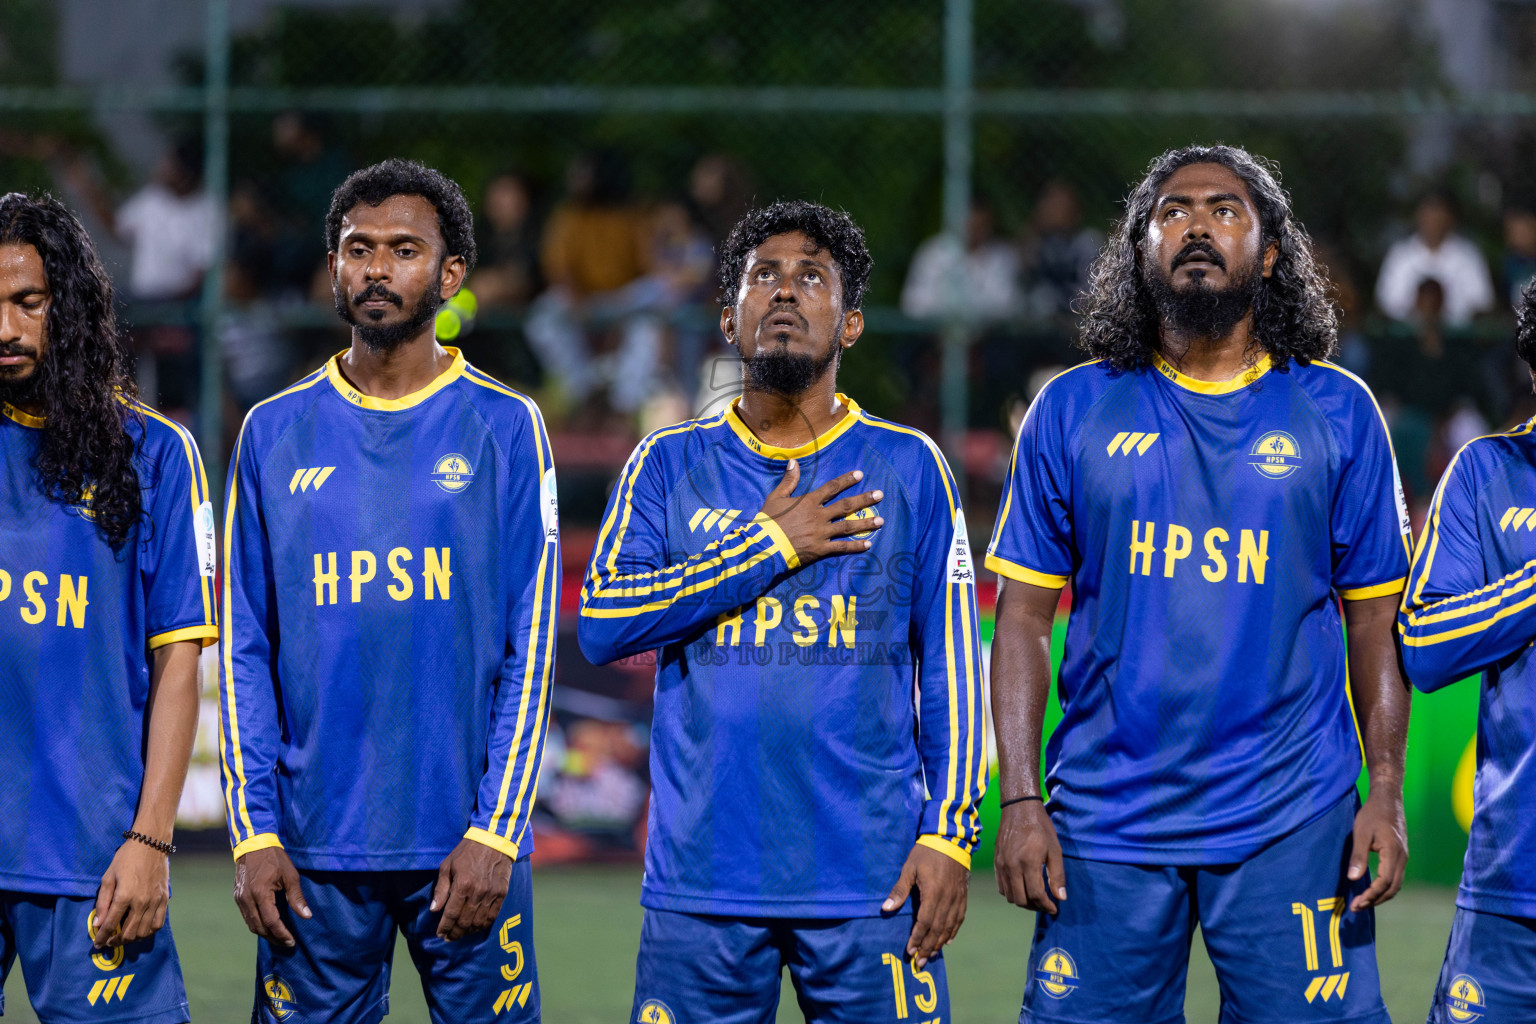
[1158,316,1260,382]
[338,331,451,401]
[735,375,846,450]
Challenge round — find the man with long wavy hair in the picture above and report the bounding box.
[986,146,1411,1023]
[0,192,216,1022]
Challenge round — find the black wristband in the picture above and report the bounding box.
[122,830,176,855]
[998,795,1044,809]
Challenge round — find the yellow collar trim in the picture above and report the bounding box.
[1,402,45,428]
[325,347,466,411]
[725,393,862,459]
[1151,351,1272,395]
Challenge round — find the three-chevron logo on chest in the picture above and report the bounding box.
[689,508,747,533]
[1106,432,1160,457]
[1500,507,1536,532]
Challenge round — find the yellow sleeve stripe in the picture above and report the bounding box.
[755,517,801,570]
[486,397,557,838]
[1338,578,1406,601]
[1401,583,1536,647]
[222,422,258,844]
[1408,419,1536,608]
[580,543,783,618]
[1403,559,1536,629]
[917,834,972,870]
[584,525,770,600]
[129,399,214,628]
[148,624,219,649]
[1314,362,1414,560]
[231,832,283,860]
[510,565,559,850]
[985,554,1069,589]
[464,827,520,860]
[991,359,1102,543]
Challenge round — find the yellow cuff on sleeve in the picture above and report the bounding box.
[148,624,219,649]
[754,518,801,570]
[231,833,284,860]
[916,834,973,871]
[985,554,1069,589]
[464,827,520,860]
[1338,577,1407,601]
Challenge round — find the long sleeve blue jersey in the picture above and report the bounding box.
[0,398,218,896]
[221,349,558,868]
[988,356,1410,863]
[1400,418,1536,917]
[578,395,986,918]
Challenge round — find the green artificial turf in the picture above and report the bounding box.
[3,857,1453,1022]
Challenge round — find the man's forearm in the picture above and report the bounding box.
[991,579,1061,800]
[137,641,202,839]
[1345,595,1411,791]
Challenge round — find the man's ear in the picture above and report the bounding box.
[440,254,468,298]
[841,309,865,349]
[1261,239,1279,279]
[719,306,736,346]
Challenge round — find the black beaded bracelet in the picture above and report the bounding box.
[998,795,1044,809]
[123,830,176,855]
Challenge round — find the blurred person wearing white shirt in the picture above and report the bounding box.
[901,199,1021,321]
[1376,188,1494,326]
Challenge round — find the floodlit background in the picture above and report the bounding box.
[2,0,1527,1018]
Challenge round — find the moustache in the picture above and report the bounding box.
[1173,242,1226,272]
[352,283,404,308]
[760,306,808,333]
[0,342,37,358]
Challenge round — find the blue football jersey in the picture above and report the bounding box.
[221,349,558,868]
[578,395,986,917]
[987,355,1410,863]
[1400,419,1536,917]
[0,398,218,896]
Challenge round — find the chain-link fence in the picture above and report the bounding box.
[4,0,1534,865]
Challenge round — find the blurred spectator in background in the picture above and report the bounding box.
[527,151,657,420]
[1018,179,1102,320]
[688,153,754,248]
[900,197,1021,321]
[1314,242,1370,377]
[269,112,350,296]
[67,137,214,420]
[1503,203,1536,309]
[1376,188,1494,326]
[469,170,542,308]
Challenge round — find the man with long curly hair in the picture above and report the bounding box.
[579,200,984,1022]
[986,146,1411,1023]
[0,192,217,1022]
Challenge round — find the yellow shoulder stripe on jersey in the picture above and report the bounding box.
[1151,351,1272,395]
[991,359,1103,545]
[324,346,466,411]
[127,398,217,630]
[1338,578,1405,601]
[1406,418,1536,613]
[723,393,862,459]
[589,413,729,584]
[1314,361,1414,561]
[986,554,1070,589]
[857,413,984,844]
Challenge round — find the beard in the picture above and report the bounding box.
[742,337,841,397]
[0,342,43,408]
[1145,242,1263,340]
[333,280,443,352]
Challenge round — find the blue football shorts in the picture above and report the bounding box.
[631,907,949,1024]
[0,890,188,1024]
[1426,905,1536,1023]
[252,858,537,1024]
[1020,790,1390,1024]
